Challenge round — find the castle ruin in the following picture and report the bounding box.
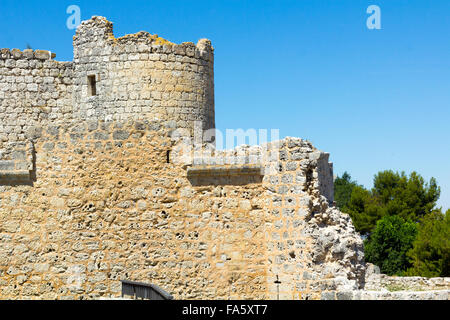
[0,16,448,300]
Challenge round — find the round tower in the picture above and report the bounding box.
[72,16,215,136]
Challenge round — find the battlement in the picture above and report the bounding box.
[73,16,213,61]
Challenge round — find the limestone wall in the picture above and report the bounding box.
[363,264,449,292]
[0,48,73,150]
[0,118,364,299]
[0,120,259,299]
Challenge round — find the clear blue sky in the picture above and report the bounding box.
[1,0,449,211]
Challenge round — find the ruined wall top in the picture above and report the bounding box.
[73,16,214,62]
[0,16,214,63]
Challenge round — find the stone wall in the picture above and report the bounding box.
[0,117,361,299]
[0,48,73,150]
[363,264,449,292]
[1,120,249,299]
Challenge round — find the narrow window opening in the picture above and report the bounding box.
[88,75,97,96]
[166,151,171,163]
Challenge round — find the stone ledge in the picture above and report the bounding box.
[187,164,263,177]
[0,170,31,181]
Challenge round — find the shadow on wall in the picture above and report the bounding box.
[186,164,264,186]
[0,146,37,187]
[0,178,35,187]
[188,174,264,187]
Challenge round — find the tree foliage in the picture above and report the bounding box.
[345,186,383,235]
[335,170,448,278]
[337,170,440,236]
[364,215,418,275]
[334,172,360,209]
[372,171,440,222]
[406,209,450,277]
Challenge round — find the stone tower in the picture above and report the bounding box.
[72,16,215,135]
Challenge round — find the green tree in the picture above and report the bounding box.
[334,172,360,209]
[372,171,440,222]
[364,215,418,275]
[406,209,450,277]
[341,170,440,236]
[345,185,383,235]
[336,170,444,277]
